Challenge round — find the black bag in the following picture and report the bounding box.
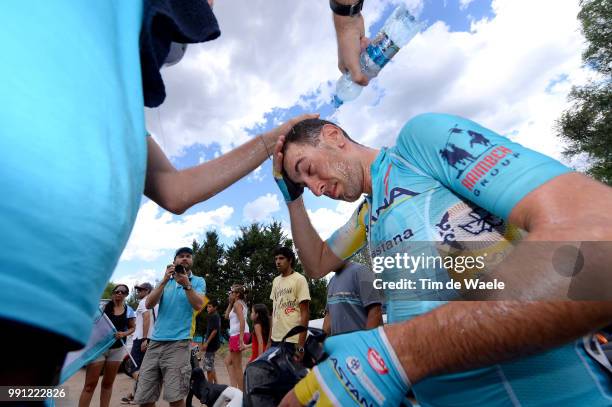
[243,325,327,407]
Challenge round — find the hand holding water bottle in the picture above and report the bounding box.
[334,12,371,87]
[334,4,424,107]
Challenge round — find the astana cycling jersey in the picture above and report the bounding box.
[326,113,612,406]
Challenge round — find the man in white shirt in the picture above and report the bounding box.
[122,282,158,404]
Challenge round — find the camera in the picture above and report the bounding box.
[174,264,186,274]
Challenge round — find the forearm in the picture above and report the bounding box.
[142,313,151,338]
[385,301,612,384]
[298,307,310,347]
[145,133,272,214]
[146,283,165,309]
[288,198,343,278]
[365,305,383,329]
[186,289,204,311]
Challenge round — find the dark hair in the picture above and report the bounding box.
[251,303,271,343]
[283,118,357,152]
[208,299,219,308]
[273,246,296,267]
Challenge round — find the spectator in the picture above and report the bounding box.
[121,282,157,405]
[133,247,206,407]
[248,304,271,363]
[224,284,250,390]
[79,284,135,407]
[322,262,383,336]
[200,299,221,384]
[269,247,310,361]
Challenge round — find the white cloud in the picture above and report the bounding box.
[121,200,235,261]
[307,200,363,240]
[459,0,475,10]
[247,165,265,182]
[335,0,586,164]
[243,193,281,222]
[114,269,162,292]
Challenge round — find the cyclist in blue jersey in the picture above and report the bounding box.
[271,114,612,406]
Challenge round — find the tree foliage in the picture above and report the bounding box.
[100,281,116,300]
[190,221,329,337]
[556,0,612,185]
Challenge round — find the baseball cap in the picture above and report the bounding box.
[175,247,194,258]
[135,282,153,292]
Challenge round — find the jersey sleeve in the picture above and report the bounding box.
[325,199,370,261]
[394,113,572,219]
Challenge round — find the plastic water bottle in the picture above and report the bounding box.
[333,4,422,107]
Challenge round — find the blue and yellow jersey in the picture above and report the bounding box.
[326,113,611,406]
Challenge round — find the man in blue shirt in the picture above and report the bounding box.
[0,0,368,388]
[134,247,206,407]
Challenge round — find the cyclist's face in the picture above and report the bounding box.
[283,137,363,202]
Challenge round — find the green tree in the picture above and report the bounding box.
[556,0,612,185]
[100,282,116,300]
[126,290,139,311]
[192,232,225,337]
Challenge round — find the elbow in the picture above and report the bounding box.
[161,198,188,215]
[302,265,327,280]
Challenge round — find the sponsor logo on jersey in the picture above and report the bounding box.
[367,348,389,374]
[460,146,518,192]
[330,357,376,407]
[371,187,419,224]
[459,208,504,235]
[346,356,362,375]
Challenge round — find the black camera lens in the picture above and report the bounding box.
[174,264,185,274]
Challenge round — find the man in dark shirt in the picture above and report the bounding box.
[201,299,221,383]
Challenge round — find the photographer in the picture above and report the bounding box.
[133,247,206,407]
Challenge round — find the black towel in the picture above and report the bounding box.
[140,0,221,107]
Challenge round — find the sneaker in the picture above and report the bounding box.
[120,395,134,404]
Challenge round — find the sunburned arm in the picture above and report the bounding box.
[142,310,151,338]
[144,114,317,214]
[287,198,345,279]
[479,173,612,300]
[298,301,310,349]
[365,304,383,330]
[322,313,331,336]
[387,300,612,384]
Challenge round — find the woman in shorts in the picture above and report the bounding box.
[224,284,250,391]
[78,284,135,407]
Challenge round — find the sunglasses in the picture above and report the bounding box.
[113,290,128,295]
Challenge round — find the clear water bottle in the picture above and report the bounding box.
[333,4,423,107]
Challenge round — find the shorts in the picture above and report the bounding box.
[229,333,251,352]
[133,340,191,404]
[203,351,216,372]
[130,338,147,372]
[93,346,126,363]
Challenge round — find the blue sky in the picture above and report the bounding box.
[112,0,588,289]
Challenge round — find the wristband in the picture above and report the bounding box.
[330,0,364,17]
[273,169,304,203]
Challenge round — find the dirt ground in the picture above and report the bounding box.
[57,345,250,407]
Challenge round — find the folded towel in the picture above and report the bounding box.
[140,0,221,107]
